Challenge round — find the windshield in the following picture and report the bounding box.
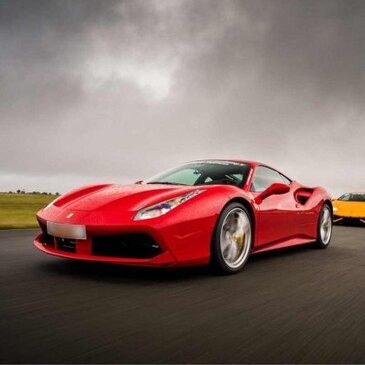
[145,161,251,187]
[338,193,365,202]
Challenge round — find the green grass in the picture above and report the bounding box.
[0,193,58,229]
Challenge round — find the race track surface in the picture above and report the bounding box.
[0,226,364,364]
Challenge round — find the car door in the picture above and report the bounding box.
[250,166,298,247]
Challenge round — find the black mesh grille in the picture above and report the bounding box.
[57,238,76,252]
[92,233,162,258]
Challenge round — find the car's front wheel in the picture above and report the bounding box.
[211,202,253,274]
[315,203,333,248]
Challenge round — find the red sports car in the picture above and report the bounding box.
[34,160,333,273]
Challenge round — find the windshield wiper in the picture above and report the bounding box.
[146,181,188,186]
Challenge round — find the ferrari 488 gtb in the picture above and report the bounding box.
[35,160,333,273]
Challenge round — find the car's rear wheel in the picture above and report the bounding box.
[315,203,333,248]
[211,202,252,274]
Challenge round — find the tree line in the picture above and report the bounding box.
[8,190,60,196]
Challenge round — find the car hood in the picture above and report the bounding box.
[52,183,202,212]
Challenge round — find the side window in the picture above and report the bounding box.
[251,166,287,192]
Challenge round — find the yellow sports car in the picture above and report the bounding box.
[333,192,365,225]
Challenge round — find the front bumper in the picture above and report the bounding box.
[34,232,176,267]
[34,207,214,267]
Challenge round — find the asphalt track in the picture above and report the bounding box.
[0,226,364,364]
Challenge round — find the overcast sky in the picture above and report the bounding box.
[0,0,364,196]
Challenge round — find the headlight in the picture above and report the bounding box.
[333,207,338,211]
[134,190,203,220]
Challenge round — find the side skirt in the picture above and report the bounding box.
[251,236,315,254]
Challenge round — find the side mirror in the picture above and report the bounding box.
[254,183,290,204]
[134,180,143,184]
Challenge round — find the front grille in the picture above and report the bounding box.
[92,233,162,259]
[57,238,76,252]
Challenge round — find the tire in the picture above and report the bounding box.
[315,203,333,249]
[211,202,253,274]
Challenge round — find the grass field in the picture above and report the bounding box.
[0,193,57,229]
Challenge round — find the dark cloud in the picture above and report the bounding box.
[0,0,364,195]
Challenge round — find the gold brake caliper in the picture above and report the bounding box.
[233,233,244,251]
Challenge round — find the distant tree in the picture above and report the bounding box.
[8,191,13,194]
[21,189,26,194]
[16,189,21,194]
[42,192,48,195]
[55,192,60,196]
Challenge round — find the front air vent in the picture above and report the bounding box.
[57,238,76,252]
[92,233,162,259]
[40,233,55,246]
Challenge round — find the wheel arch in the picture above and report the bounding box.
[323,199,333,216]
[210,196,256,259]
[315,198,333,248]
[224,197,256,230]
